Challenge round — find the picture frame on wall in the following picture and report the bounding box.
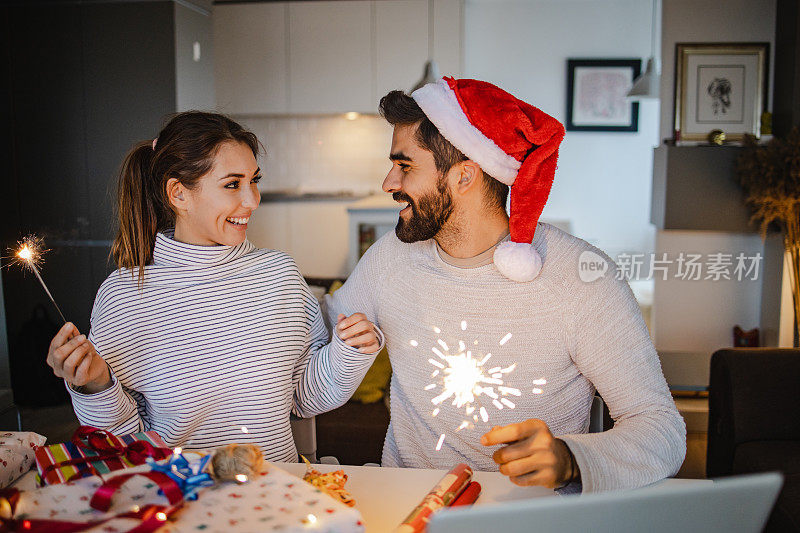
[566,58,640,132]
[674,43,769,142]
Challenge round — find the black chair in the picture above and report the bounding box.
[707,348,800,531]
[0,388,22,431]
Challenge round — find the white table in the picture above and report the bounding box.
[11,464,706,533]
[277,463,706,533]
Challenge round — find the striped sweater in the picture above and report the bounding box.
[326,224,686,493]
[67,231,380,461]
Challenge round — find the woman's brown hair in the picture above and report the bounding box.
[111,111,260,281]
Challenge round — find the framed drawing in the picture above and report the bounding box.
[674,43,769,141]
[566,59,640,132]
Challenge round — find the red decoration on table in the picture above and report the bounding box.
[395,463,473,533]
[449,481,481,507]
[35,427,171,486]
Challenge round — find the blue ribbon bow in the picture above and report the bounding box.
[147,451,215,501]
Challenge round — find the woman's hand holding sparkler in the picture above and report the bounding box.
[481,419,579,489]
[336,313,380,354]
[47,322,113,393]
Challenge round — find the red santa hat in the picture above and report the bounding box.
[411,77,565,282]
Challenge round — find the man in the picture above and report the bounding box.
[327,77,685,492]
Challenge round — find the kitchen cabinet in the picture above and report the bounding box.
[214,0,463,115]
[432,0,462,78]
[288,1,373,114]
[375,0,463,98]
[347,195,401,272]
[375,0,429,99]
[214,3,288,114]
[247,200,353,278]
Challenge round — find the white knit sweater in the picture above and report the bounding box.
[326,224,686,492]
[68,232,380,461]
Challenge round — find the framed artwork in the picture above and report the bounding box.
[674,43,769,141]
[566,59,640,132]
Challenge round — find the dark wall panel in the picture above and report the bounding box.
[5,5,88,242]
[1,1,179,405]
[82,2,176,242]
[773,0,800,135]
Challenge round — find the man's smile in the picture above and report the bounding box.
[393,193,413,215]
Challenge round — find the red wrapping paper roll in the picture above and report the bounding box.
[394,463,473,533]
[449,481,481,507]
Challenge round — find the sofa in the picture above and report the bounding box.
[707,348,800,531]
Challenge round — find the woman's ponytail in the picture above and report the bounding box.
[111,141,159,282]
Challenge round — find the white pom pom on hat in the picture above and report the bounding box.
[493,241,543,282]
[411,77,565,282]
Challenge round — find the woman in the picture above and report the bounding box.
[46,112,381,461]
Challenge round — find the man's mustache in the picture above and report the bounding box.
[392,192,414,205]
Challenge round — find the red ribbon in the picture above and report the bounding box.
[90,471,184,512]
[1,469,186,532]
[40,426,172,484]
[0,502,183,533]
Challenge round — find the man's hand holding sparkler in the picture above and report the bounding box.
[481,419,579,489]
[335,313,381,354]
[47,322,113,394]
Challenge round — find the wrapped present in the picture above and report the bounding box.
[5,459,365,533]
[34,426,171,486]
[0,432,47,489]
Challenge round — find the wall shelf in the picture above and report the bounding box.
[651,145,755,233]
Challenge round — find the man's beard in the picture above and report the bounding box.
[393,178,454,243]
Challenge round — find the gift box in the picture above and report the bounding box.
[34,426,171,486]
[0,432,47,489]
[7,460,365,533]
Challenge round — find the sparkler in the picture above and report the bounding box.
[8,235,67,324]
[413,321,533,451]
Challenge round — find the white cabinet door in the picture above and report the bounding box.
[214,3,288,114]
[433,0,463,78]
[375,0,429,98]
[288,1,373,114]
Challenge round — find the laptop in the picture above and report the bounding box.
[427,473,783,533]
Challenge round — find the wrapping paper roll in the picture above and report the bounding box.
[394,463,473,533]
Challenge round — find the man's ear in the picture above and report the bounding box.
[455,160,481,195]
[166,177,188,212]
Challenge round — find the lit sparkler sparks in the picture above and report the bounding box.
[413,322,523,451]
[7,235,67,323]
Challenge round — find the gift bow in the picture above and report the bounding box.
[146,451,215,501]
[90,451,214,512]
[40,426,173,484]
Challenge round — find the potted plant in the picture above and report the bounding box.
[736,128,800,342]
